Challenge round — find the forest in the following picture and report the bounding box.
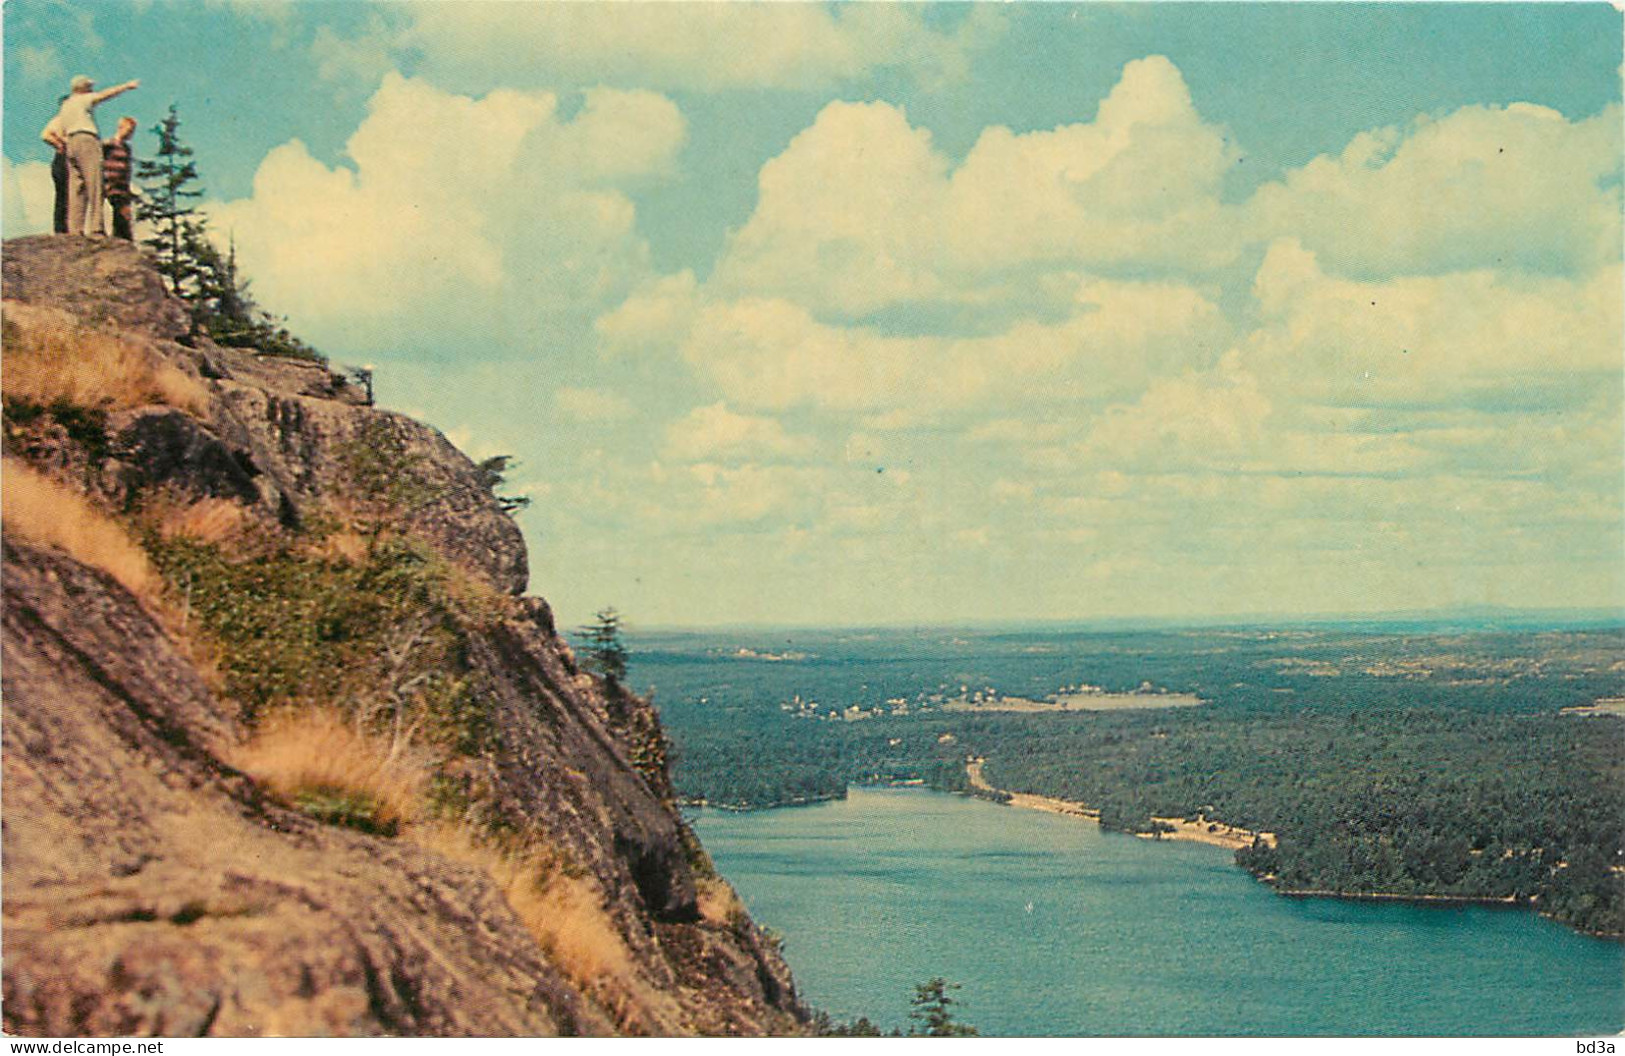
[614,623,1625,938]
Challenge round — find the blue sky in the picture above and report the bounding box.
[5,2,1622,628]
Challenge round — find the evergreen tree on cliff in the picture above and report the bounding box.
[135,104,205,299]
[133,107,323,362]
[581,608,630,684]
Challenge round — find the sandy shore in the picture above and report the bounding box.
[964,760,1276,851]
[1274,888,1524,906]
[943,691,1203,714]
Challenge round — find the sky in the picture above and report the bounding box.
[4,2,1622,629]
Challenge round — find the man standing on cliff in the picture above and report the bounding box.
[40,75,140,237]
[102,117,138,241]
[41,95,69,233]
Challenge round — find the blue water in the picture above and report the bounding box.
[692,787,1625,1037]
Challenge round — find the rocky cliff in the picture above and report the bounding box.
[0,236,803,1037]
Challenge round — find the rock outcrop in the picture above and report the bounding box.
[0,236,803,1037]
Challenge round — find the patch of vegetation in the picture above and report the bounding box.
[145,528,500,760]
[1,394,46,426]
[809,978,979,1037]
[292,786,399,836]
[3,393,112,469]
[2,458,164,606]
[909,977,979,1037]
[341,418,443,515]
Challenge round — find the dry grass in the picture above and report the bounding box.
[306,528,370,565]
[406,822,677,1032]
[696,875,745,927]
[2,457,164,605]
[158,496,252,546]
[409,823,637,987]
[2,303,209,415]
[231,710,658,1024]
[231,709,426,834]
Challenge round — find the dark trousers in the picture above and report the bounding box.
[108,195,133,241]
[51,151,68,234]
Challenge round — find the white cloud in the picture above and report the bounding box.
[555,386,635,424]
[991,479,1036,503]
[663,402,813,463]
[951,527,991,548]
[669,462,822,528]
[710,100,950,315]
[671,276,1225,414]
[311,18,398,87]
[709,58,1241,316]
[1250,102,1622,278]
[207,75,685,354]
[595,271,699,356]
[1244,239,1622,406]
[1080,363,1273,472]
[943,55,1241,273]
[403,3,1004,94]
[2,157,55,237]
[13,44,63,83]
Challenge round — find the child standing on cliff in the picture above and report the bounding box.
[102,117,138,241]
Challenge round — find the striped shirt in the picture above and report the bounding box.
[103,139,133,196]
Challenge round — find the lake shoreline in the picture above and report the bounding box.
[963,759,1275,851]
[692,783,1625,1035]
[961,761,1624,943]
[1272,887,1527,908]
[678,791,845,812]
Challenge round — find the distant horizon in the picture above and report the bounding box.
[609,603,1625,638]
[6,2,1620,628]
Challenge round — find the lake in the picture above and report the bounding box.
[691,786,1625,1037]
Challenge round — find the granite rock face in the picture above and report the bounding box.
[2,235,190,343]
[1,541,599,1037]
[3,234,528,595]
[0,236,804,1037]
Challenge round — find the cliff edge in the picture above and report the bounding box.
[0,235,802,1037]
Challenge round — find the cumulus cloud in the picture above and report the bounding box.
[402,2,1004,94]
[710,100,950,315]
[2,157,55,237]
[196,45,1618,622]
[1018,231,1621,488]
[709,57,1241,317]
[594,271,700,355]
[207,74,685,355]
[310,18,398,87]
[676,278,1226,415]
[660,462,825,528]
[555,386,635,424]
[944,56,1241,273]
[663,403,813,463]
[1249,102,1622,278]
[1243,239,1622,406]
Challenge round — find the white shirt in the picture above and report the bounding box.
[50,93,100,137]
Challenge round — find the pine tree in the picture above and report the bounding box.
[475,455,533,515]
[131,106,324,363]
[135,105,206,298]
[580,608,629,684]
[907,978,978,1037]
